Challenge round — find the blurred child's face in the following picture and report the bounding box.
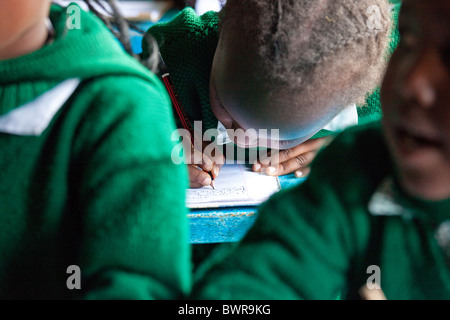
[0,0,52,60]
[381,0,450,200]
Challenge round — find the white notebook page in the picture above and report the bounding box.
[187,163,281,209]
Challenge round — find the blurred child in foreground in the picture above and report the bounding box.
[192,0,450,300]
[0,0,189,299]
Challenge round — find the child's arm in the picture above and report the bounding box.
[70,76,190,300]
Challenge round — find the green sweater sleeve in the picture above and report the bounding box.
[69,76,190,300]
[192,188,356,299]
[143,8,220,132]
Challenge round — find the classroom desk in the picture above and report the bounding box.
[189,174,305,244]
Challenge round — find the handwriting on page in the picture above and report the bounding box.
[187,186,248,203]
[186,164,281,208]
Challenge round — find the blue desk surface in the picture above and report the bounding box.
[189,174,305,244]
[130,13,305,245]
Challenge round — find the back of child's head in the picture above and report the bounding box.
[211,0,393,142]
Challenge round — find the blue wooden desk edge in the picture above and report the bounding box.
[189,174,306,244]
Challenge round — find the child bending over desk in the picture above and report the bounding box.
[0,0,189,299]
[141,0,398,188]
[192,0,450,300]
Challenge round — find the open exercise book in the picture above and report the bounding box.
[187,164,281,209]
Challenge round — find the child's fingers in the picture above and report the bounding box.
[276,138,326,163]
[193,146,225,179]
[253,162,263,172]
[255,136,332,170]
[265,150,317,176]
[294,166,311,179]
[211,161,223,179]
[215,153,226,170]
[204,141,226,172]
[189,145,215,172]
[188,165,213,188]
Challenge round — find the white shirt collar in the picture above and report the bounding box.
[0,78,81,136]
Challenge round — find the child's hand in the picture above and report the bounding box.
[187,141,225,188]
[252,136,332,178]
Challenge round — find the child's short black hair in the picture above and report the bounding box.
[219,0,393,107]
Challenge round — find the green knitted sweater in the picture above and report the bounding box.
[143,5,400,138]
[0,4,189,299]
[192,123,450,299]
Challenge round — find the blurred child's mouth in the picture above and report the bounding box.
[395,126,443,153]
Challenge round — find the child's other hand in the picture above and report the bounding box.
[187,142,225,188]
[252,136,332,178]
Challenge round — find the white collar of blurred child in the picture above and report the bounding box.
[0,78,80,136]
[369,176,450,266]
[368,177,414,218]
[322,103,358,132]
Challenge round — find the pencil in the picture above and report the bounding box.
[158,53,215,189]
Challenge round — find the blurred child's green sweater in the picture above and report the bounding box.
[192,123,450,299]
[0,4,190,299]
